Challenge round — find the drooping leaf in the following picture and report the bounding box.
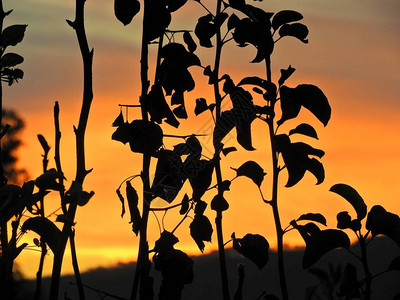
[278,23,308,43]
[21,217,63,254]
[222,146,237,156]
[112,111,125,127]
[194,199,207,216]
[146,0,171,41]
[126,181,141,235]
[211,194,229,212]
[233,161,266,187]
[366,205,400,246]
[173,105,188,119]
[278,65,296,86]
[2,25,27,47]
[35,168,64,191]
[237,76,277,101]
[289,123,318,139]
[302,229,350,268]
[151,150,186,203]
[227,13,240,30]
[195,14,216,48]
[1,53,24,68]
[153,231,179,253]
[278,84,331,126]
[194,98,209,116]
[187,159,214,200]
[77,191,94,207]
[153,249,193,298]
[144,84,179,128]
[179,194,190,215]
[114,0,140,26]
[272,10,303,31]
[297,213,327,226]
[330,184,367,220]
[232,233,269,269]
[183,31,197,52]
[190,215,213,252]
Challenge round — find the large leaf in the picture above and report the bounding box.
[186,159,214,200]
[35,168,64,191]
[278,23,308,43]
[114,0,140,26]
[272,10,303,31]
[278,85,331,126]
[2,25,27,47]
[190,215,213,252]
[151,150,186,203]
[289,123,318,140]
[1,53,24,68]
[301,228,350,268]
[233,160,266,187]
[366,205,400,246]
[330,184,367,220]
[22,217,63,254]
[232,233,269,269]
[297,213,327,226]
[195,14,217,48]
[153,230,179,253]
[145,0,171,41]
[126,181,141,235]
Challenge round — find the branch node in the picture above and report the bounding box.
[66,19,76,29]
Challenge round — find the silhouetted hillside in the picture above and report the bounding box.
[33,236,399,299]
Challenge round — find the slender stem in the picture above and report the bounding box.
[212,0,230,298]
[54,101,67,214]
[265,55,289,300]
[130,0,152,298]
[70,229,85,300]
[50,0,93,298]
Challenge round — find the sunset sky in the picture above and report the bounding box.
[3,0,400,279]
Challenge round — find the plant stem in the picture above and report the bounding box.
[130,0,152,298]
[212,0,230,298]
[50,0,93,298]
[359,236,371,300]
[70,229,85,300]
[265,56,289,300]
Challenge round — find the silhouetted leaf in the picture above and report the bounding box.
[228,0,245,10]
[146,0,171,41]
[222,146,237,156]
[297,213,327,226]
[232,233,269,269]
[1,53,24,68]
[114,0,140,26]
[144,84,179,128]
[167,0,187,12]
[35,168,64,191]
[126,181,141,235]
[153,231,179,253]
[187,159,214,200]
[194,98,209,115]
[153,249,193,298]
[2,25,27,47]
[220,180,231,191]
[195,14,216,47]
[289,123,318,139]
[173,105,188,119]
[279,23,308,43]
[336,211,352,230]
[179,194,190,215]
[152,150,186,203]
[306,158,325,185]
[37,134,50,153]
[112,111,124,127]
[194,199,207,216]
[279,85,331,126]
[338,263,360,298]
[389,256,400,271]
[55,214,75,226]
[22,217,63,254]
[2,67,24,85]
[272,10,303,31]
[211,194,229,212]
[302,229,350,268]
[190,215,213,252]
[233,160,266,187]
[183,31,196,52]
[330,184,367,220]
[228,13,240,30]
[278,65,295,86]
[112,120,163,155]
[237,76,277,100]
[366,205,400,246]
[0,184,24,222]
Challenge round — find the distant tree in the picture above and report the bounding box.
[1,108,28,185]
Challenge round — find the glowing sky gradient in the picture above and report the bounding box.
[3,0,399,278]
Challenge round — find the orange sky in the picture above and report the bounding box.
[3,0,400,279]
